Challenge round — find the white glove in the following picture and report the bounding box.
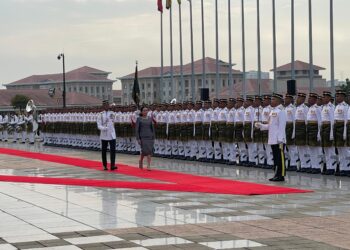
[254,122,262,129]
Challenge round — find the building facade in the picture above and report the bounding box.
[5,66,115,102]
[119,57,243,105]
[272,60,327,93]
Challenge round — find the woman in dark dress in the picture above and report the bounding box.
[135,107,155,170]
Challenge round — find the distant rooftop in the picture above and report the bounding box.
[272,60,325,72]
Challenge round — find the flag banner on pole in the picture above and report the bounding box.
[166,0,171,9]
[132,65,140,107]
[158,0,163,12]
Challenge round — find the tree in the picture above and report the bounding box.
[340,78,350,94]
[11,94,30,111]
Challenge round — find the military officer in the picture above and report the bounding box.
[0,113,9,142]
[253,96,263,167]
[334,90,349,176]
[24,110,35,144]
[255,93,287,181]
[168,104,177,157]
[194,101,205,160]
[187,102,196,160]
[97,100,117,171]
[321,91,336,175]
[211,99,221,163]
[306,93,322,174]
[216,99,228,163]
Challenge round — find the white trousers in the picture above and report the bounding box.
[297,146,311,169]
[214,141,222,160]
[324,147,336,170]
[237,142,248,162]
[308,146,323,169]
[338,147,350,171]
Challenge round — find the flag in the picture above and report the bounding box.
[166,0,171,9]
[157,0,163,12]
[132,65,140,107]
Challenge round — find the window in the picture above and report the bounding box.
[73,87,77,92]
[96,86,100,93]
[142,92,145,98]
[91,86,94,93]
[222,79,226,87]
[280,71,286,76]
[102,87,105,93]
[141,83,145,90]
[185,80,189,88]
[79,87,83,92]
[68,87,72,92]
[154,92,157,98]
[85,87,88,93]
[147,83,151,89]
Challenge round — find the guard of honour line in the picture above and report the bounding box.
[0,90,349,181]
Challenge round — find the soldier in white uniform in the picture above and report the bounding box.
[194,101,205,160]
[187,102,196,160]
[321,91,336,175]
[284,94,298,171]
[225,98,236,164]
[253,96,263,167]
[295,93,310,172]
[203,101,213,161]
[24,111,35,144]
[261,95,273,168]
[97,100,117,171]
[216,99,228,163]
[17,113,26,143]
[306,93,322,174]
[255,93,287,182]
[0,114,9,142]
[235,98,246,164]
[334,90,349,176]
[168,104,177,157]
[243,97,255,166]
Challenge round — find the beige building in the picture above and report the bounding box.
[272,60,327,93]
[4,66,115,102]
[119,57,243,105]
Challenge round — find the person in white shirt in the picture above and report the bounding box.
[0,113,9,142]
[234,98,246,164]
[255,93,287,182]
[97,100,117,171]
[24,111,35,144]
[284,94,298,171]
[261,95,273,168]
[334,90,349,176]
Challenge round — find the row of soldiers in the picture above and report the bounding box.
[1,90,349,176]
[0,111,36,144]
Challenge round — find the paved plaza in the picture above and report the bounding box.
[1,142,350,249]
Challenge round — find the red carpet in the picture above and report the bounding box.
[0,147,312,195]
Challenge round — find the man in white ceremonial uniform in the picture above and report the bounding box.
[178,104,186,159]
[24,111,35,144]
[334,90,349,176]
[203,101,213,161]
[255,93,287,182]
[17,113,26,143]
[167,105,177,157]
[97,100,117,171]
[294,93,310,172]
[0,113,9,142]
[160,105,169,157]
[187,102,196,160]
[194,101,205,160]
[284,94,298,171]
[154,106,163,156]
[234,98,246,164]
[321,91,336,175]
[225,98,236,164]
[261,95,273,168]
[243,97,255,166]
[306,93,322,174]
[214,99,227,162]
[253,96,263,167]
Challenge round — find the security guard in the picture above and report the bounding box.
[334,90,349,176]
[255,93,286,181]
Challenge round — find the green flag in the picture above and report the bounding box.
[132,65,140,107]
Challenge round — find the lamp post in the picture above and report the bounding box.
[57,53,66,108]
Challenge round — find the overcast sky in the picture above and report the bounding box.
[1,0,349,89]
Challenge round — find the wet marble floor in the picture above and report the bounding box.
[0,142,350,249]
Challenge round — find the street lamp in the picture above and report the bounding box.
[57,53,66,108]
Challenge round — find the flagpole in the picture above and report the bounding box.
[257,0,261,96]
[215,0,219,99]
[308,0,314,92]
[170,5,174,101]
[272,0,277,92]
[178,1,184,102]
[188,0,195,102]
[228,0,233,97]
[241,0,246,99]
[330,0,335,95]
[160,12,164,103]
[201,0,206,90]
[291,0,295,81]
